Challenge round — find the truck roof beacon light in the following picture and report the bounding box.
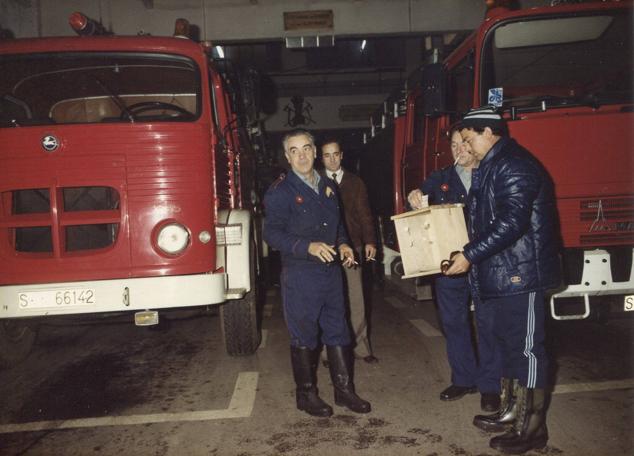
[69,12,109,36]
[173,18,191,39]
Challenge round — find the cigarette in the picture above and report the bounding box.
[453,152,462,166]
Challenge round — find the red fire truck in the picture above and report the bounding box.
[363,0,633,319]
[0,26,263,366]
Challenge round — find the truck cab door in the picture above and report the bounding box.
[401,95,427,207]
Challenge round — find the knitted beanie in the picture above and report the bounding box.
[461,106,505,130]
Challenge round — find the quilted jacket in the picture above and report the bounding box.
[462,137,562,298]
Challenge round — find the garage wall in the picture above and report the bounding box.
[2,0,551,40]
[265,93,387,130]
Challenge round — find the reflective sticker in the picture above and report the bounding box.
[488,87,504,107]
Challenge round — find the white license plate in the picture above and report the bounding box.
[18,288,96,309]
[625,295,634,312]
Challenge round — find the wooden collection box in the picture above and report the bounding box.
[391,204,469,279]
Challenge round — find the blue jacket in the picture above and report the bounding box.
[462,137,561,298]
[263,171,349,267]
[420,165,470,285]
[420,165,469,206]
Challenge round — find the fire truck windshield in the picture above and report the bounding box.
[0,52,200,127]
[481,10,632,110]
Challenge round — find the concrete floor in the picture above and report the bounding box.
[0,276,632,456]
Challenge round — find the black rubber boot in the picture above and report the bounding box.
[290,346,333,417]
[489,387,548,454]
[326,345,371,414]
[474,378,519,433]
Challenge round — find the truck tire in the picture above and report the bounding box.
[220,237,261,356]
[0,320,37,368]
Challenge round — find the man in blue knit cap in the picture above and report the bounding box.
[445,106,561,454]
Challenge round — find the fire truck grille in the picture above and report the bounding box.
[578,197,634,245]
[5,187,121,255]
[579,232,634,245]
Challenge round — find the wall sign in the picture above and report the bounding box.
[283,10,333,31]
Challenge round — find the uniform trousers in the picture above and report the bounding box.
[486,290,547,389]
[281,263,351,349]
[435,275,501,393]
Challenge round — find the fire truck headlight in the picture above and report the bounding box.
[156,223,190,255]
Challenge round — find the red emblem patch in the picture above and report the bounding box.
[295,195,304,204]
[441,184,449,192]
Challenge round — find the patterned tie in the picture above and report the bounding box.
[332,173,338,184]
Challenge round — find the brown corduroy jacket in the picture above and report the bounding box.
[330,169,376,250]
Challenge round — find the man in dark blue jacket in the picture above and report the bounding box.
[445,107,561,454]
[264,129,371,418]
[408,128,501,412]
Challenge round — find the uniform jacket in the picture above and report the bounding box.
[334,170,377,249]
[263,171,349,267]
[420,165,469,206]
[420,165,470,285]
[462,137,561,298]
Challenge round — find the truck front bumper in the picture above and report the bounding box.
[550,248,634,320]
[0,273,227,319]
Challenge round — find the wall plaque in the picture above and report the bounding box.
[284,10,334,31]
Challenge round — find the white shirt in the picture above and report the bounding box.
[329,168,343,184]
[455,164,472,193]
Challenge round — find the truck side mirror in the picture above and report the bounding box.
[421,63,446,116]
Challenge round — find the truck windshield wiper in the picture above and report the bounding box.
[579,89,634,109]
[501,94,603,115]
[93,78,135,122]
[1,93,33,126]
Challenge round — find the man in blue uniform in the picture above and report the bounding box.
[408,128,501,412]
[263,129,371,417]
[446,107,561,454]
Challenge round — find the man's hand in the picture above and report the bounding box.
[308,242,337,263]
[339,243,357,268]
[407,189,427,210]
[365,244,377,262]
[444,253,471,275]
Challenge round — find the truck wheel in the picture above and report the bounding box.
[0,320,37,368]
[220,237,261,356]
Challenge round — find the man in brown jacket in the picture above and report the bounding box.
[321,138,379,364]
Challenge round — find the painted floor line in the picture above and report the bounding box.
[385,296,408,309]
[409,318,443,338]
[553,378,634,395]
[259,329,268,349]
[0,371,259,435]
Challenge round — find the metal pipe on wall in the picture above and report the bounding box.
[36,0,42,37]
[201,0,207,42]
